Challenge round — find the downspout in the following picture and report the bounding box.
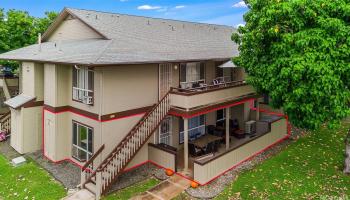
[99,69,103,164]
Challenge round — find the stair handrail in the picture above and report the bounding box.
[96,91,172,172]
[82,144,105,172]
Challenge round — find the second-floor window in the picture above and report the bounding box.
[180,62,205,89]
[72,66,94,105]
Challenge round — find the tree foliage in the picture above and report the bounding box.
[0,9,58,69]
[233,0,350,129]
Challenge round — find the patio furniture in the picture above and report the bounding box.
[189,134,222,149]
[189,143,203,157]
[212,79,220,85]
[203,141,219,154]
[190,133,197,141]
[214,125,225,137]
[192,82,200,88]
[232,129,245,139]
[207,125,216,135]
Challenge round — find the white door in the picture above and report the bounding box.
[158,64,173,145]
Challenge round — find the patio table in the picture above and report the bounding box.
[189,134,222,149]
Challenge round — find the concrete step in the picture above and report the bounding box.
[85,182,96,195]
[62,189,95,200]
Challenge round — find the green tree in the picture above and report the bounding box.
[0,9,58,69]
[232,0,350,129]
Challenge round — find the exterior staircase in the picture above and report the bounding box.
[81,92,171,199]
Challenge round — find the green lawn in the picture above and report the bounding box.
[216,122,350,200]
[103,178,160,200]
[0,155,66,200]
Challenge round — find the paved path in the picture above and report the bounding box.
[131,174,190,200]
[62,189,95,200]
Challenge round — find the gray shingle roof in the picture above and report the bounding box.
[0,8,238,65]
[5,94,35,109]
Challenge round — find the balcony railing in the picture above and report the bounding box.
[170,80,256,110]
[171,80,247,95]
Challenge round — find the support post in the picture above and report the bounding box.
[184,118,189,172]
[80,171,86,189]
[256,101,260,121]
[225,108,230,150]
[95,171,102,200]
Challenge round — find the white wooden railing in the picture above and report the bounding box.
[81,91,171,199]
[0,111,11,134]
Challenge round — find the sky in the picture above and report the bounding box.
[1,0,248,27]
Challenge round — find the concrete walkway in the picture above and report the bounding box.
[131,174,190,200]
[62,189,95,200]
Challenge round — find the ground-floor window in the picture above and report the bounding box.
[72,121,93,162]
[179,115,205,144]
[159,116,172,145]
[216,109,226,123]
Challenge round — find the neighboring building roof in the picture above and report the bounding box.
[0,8,238,66]
[5,94,35,109]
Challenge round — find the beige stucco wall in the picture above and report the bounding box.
[22,62,44,100]
[44,110,102,163]
[10,62,44,154]
[148,145,176,171]
[101,114,156,169]
[10,108,22,153]
[101,64,158,115]
[40,63,160,168]
[11,107,42,154]
[47,18,103,42]
[44,64,101,114]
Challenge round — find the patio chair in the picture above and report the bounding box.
[204,142,218,154]
[189,134,197,141]
[207,125,216,135]
[192,82,201,88]
[212,79,220,86]
[189,143,203,157]
[195,132,202,139]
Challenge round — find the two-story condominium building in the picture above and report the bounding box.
[0,8,290,199]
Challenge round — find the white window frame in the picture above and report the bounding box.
[72,121,93,162]
[72,66,94,104]
[216,109,226,123]
[179,115,206,144]
[159,116,172,145]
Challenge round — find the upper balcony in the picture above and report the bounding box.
[170,80,256,111]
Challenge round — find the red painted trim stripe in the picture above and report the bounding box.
[101,113,146,123]
[43,107,146,123]
[41,99,292,186]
